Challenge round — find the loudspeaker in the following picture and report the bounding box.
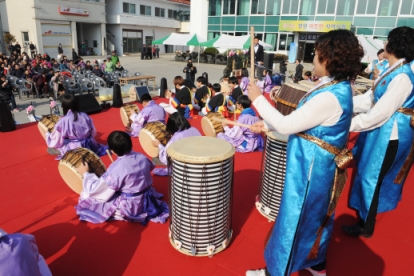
[112,84,123,108]
[76,94,102,114]
[160,78,167,98]
[0,102,16,132]
[202,72,209,85]
[263,53,274,73]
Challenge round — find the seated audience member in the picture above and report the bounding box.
[192,76,211,111]
[127,94,166,137]
[0,229,52,276]
[303,71,312,81]
[114,61,124,72]
[10,64,24,78]
[51,71,65,96]
[32,70,49,98]
[152,112,201,176]
[105,57,114,73]
[75,131,169,224]
[46,94,107,159]
[85,60,93,71]
[217,95,264,153]
[0,74,18,112]
[92,64,104,78]
[256,69,274,93]
[228,76,243,104]
[170,76,193,118]
[202,83,229,117]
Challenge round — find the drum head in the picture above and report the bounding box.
[37,123,48,141]
[283,82,310,92]
[167,136,235,164]
[139,129,159,157]
[265,131,289,143]
[58,163,83,194]
[201,116,217,137]
[298,80,316,89]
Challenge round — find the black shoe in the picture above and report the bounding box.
[342,224,373,238]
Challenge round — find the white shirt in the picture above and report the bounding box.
[254,44,258,53]
[253,76,343,135]
[365,59,388,74]
[351,58,413,140]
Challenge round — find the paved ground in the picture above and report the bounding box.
[12,54,314,124]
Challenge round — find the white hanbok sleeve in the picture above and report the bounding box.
[46,124,65,148]
[353,89,373,114]
[80,172,116,202]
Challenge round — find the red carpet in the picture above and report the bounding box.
[0,97,413,276]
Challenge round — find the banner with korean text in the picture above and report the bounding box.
[279,21,351,32]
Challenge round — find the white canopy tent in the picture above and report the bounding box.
[357,35,386,63]
[199,34,273,49]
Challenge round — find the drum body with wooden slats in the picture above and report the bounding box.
[167,136,235,257]
[139,121,170,157]
[120,103,140,127]
[38,115,60,140]
[201,112,225,137]
[274,83,309,115]
[256,131,289,221]
[58,148,106,194]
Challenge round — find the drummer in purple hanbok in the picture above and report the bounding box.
[128,94,166,137]
[256,69,274,93]
[240,68,250,95]
[75,131,169,224]
[0,229,52,276]
[46,94,107,160]
[152,112,201,176]
[217,95,264,153]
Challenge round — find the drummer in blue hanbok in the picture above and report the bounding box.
[152,112,201,176]
[75,131,169,224]
[343,27,414,238]
[245,30,364,276]
[0,229,52,276]
[127,94,166,137]
[217,95,263,153]
[46,94,107,160]
[364,49,389,80]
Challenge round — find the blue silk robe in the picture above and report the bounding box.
[265,81,353,275]
[350,63,414,221]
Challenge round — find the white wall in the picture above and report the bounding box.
[190,0,208,39]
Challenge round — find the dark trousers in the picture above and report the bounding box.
[360,140,399,233]
[264,260,326,275]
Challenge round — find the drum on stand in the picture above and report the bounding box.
[167,136,235,256]
[120,103,140,127]
[256,131,289,221]
[38,115,60,140]
[139,121,170,157]
[58,148,106,194]
[274,83,309,115]
[201,112,225,137]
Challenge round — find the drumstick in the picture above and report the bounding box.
[210,116,253,129]
[106,149,114,163]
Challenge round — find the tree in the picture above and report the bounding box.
[4,33,16,45]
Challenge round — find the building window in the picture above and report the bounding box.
[265,33,277,51]
[400,0,414,15]
[251,0,266,14]
[267,0,282,15]
[356,0,378,14]
[336,0,355,15]
[123,3,136,14]
[378,0,399,16]
[282,0,300,14]
[278,33,294,51]
[168,9,177,19]
[317,0,336,14]
[22,32,29,42]
[82,0,100,2]
[209,0,222,16]
[140,5,151,16]
[223,0,236,15]
[300,0,316,15]
[155,7,165,17]
[237,0,250,15]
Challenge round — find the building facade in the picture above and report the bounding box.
[191,0,414,62]
[106,0,190,56]
[0,0,106,58]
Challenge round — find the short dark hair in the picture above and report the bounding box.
[237,95,251,109]
[107,131,132,156]
[228,76,238,85]
[140,93,152,103]
[377,49,384,56]
[254,36,259,40]
[174,76,184,86]
[166,112,191,135]
[296,59,301,63]
[212,83,221,93]
[196,76,206,85]
[385,26,414,62]
[241,68,249,78]
[315,29,364,80]
[61,94,80,121]
[304,71,312,77]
